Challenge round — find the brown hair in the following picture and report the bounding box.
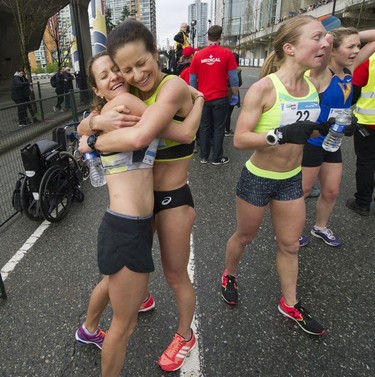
[107,19,157,59]
[207,25,222,42]
[86,50,109,111]
[260,15,318,78]
[329,27,359,49]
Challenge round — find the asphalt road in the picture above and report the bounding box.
[0,68,374,377]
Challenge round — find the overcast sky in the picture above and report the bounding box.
[155,0,211,48]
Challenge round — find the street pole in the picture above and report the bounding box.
[70,0,89,108]
[238,17,241,58]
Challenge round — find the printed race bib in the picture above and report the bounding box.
[280,101,320,127]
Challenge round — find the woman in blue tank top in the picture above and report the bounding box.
[302,27,375,247]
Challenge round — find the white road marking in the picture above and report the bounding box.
[180,232,203,376]
[1,220,50,280]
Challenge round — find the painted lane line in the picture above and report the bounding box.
[181,232,202,377]
[1,220,50,280]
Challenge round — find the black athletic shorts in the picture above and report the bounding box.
[302,143,342,167]
[97,211,154,275]
[153,183,195,214]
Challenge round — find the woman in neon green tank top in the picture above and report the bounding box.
[221,15,331,337]
[77,20,203,375]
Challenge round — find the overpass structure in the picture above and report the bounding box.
[0,0,91,87]
[228,0,375,63]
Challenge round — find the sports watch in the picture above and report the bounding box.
[87,133,99,151]
[265,130,279,146]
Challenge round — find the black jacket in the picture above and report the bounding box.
[55,72,65,93]
[11,75,30,102]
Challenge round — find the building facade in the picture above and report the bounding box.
[188,0,209,47]
[128,0,156,38]
[214,0,375,64]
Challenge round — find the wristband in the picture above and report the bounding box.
[265,130,279,146]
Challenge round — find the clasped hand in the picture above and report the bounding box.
[275,120,321,144]
[319,115,358,137]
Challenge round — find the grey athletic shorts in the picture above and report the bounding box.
[236,167,304,207]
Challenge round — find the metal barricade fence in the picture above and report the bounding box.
[0,89,92,227]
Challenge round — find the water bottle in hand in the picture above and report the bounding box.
[322,109,353,152]
[84,152,106,187]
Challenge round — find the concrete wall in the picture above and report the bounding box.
[0,0,91,88]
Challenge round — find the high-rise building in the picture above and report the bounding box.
[128,0,156,39]
[188,0,208,47]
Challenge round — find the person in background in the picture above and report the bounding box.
[176,46,197,84]
[63,67,74,110]
[346,53,375,216]
[220,15,330,336]
[224,52,242,136]
[190,25,239,165]
[53,67,65,112]
[174,22,191,66]
[302,27,375,246]
[11,69,39,126]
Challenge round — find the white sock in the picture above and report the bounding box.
[314,225,326,231]
[82,323,97,336]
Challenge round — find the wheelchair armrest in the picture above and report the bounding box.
[36,140,59,156]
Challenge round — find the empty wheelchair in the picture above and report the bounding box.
[18,123,86,222]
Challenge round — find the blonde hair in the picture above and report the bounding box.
[260,15,318,78]
[329,27,359,49]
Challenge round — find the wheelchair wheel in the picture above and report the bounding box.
[39,165,73,222]
[73,188,85,203]
[20,176,44,221]
[60,151,87,185]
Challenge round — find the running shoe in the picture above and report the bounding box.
[157,331,197,372]
[311,226,341,247]
[139,293,155,313]
[274,235,309,247]
[200,158,208,164]
[308,185,320,198]
[212,156,230,165]
[75,325,106,349]
[221,270,238,305]
[299,235,310,247]
[278,297,325,336]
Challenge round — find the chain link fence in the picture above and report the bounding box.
[0,89,92,227]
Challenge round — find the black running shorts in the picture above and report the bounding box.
[153,184,195,214]
[97,211,154,275]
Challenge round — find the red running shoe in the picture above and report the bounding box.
[221,270,238,305]
[139,293,155,313]
[157,331,197,372]
[278,297,325,336]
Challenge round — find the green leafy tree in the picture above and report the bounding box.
[118,5,130,24]
[105,7,116,34]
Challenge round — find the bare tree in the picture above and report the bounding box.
[45,14,75,70]
[0,0,61,95]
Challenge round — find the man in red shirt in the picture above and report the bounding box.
[190,25,239,165]
[346,54,375,216]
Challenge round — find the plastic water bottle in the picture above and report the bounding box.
[83,152,106,187]
[322,109,353,152]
